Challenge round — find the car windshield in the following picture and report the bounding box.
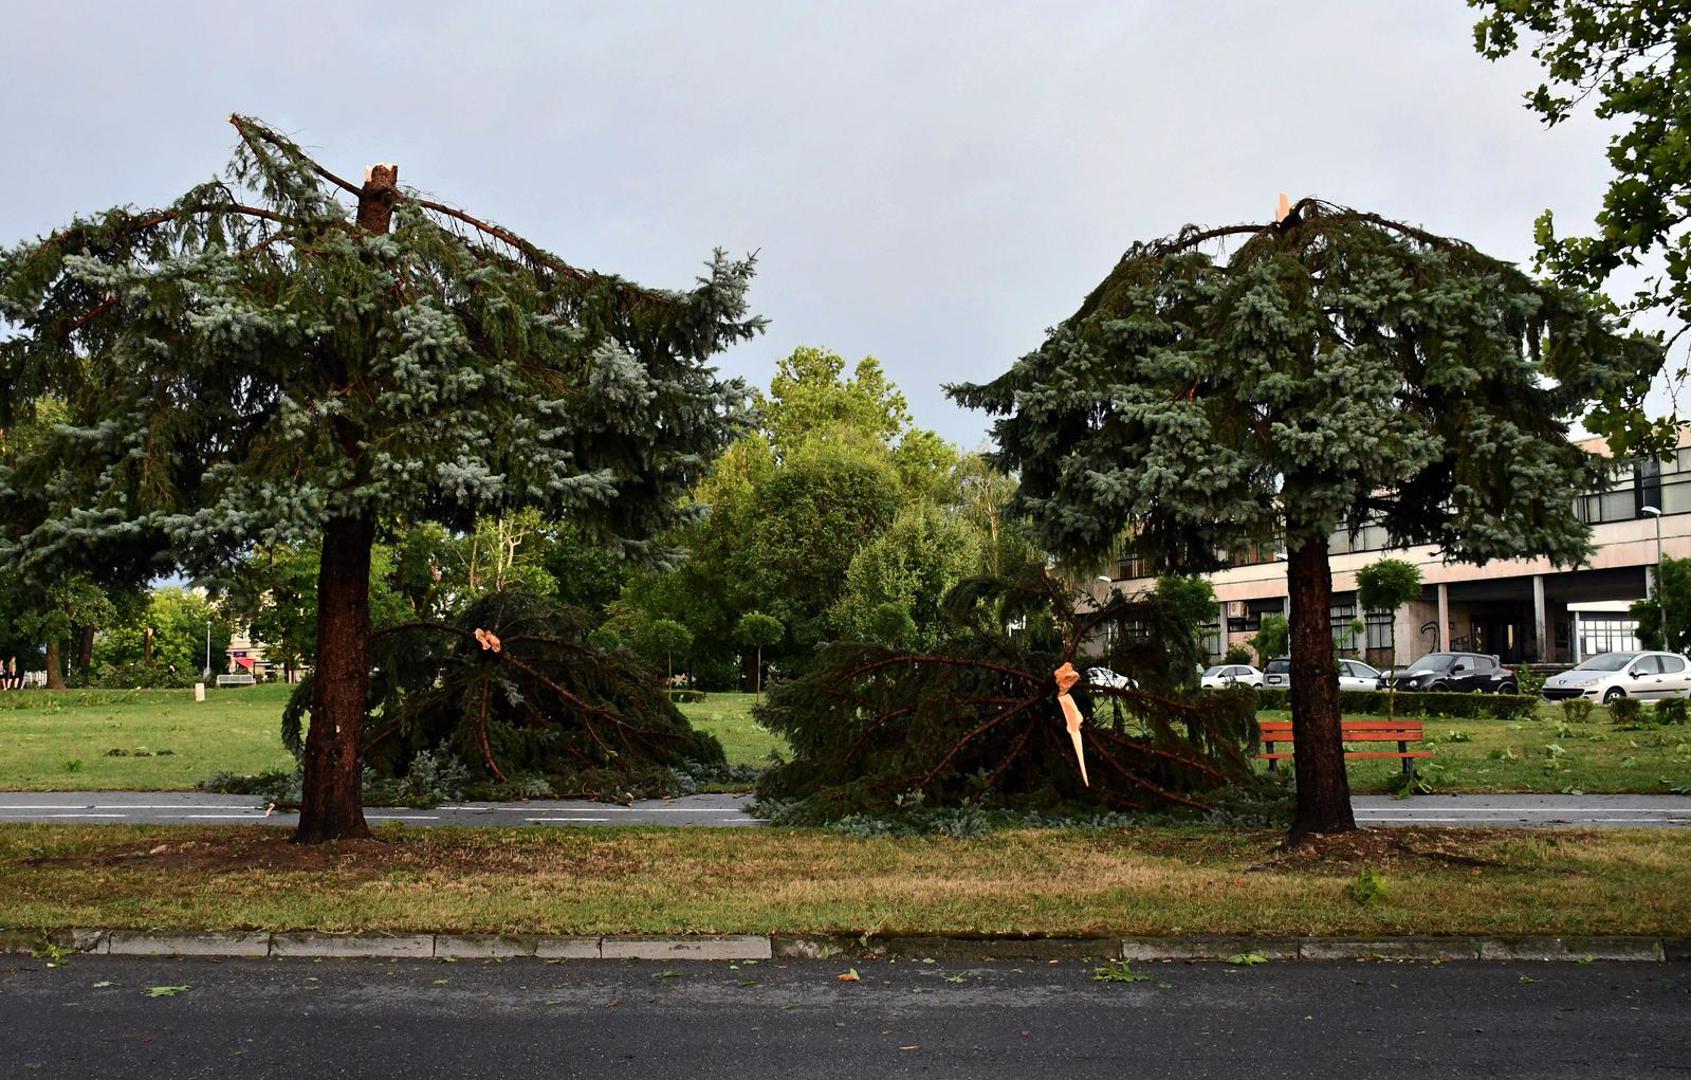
[1202,666,1228,677]
[1405,654,1454,673]
[1573,652,1637,672]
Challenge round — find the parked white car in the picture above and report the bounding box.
[1337,659,1383,692]
[1540,650,1691,703]
[1084,666,1136,691]
[1200,664,1262,690]
[1250,658,1379,691]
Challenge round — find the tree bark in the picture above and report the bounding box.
[77,624,95,671]
[295,514,376,843]
[1285,532,1356,842]
[44,640,65,690]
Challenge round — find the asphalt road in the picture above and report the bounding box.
[0,791,767,827]
[1,791,1689,827]
[0,954,1684,1079]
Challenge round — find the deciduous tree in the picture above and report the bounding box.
[1472,0,1691,380]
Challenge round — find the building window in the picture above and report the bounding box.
[1225,542,1280,568]
[1330,602,1356,648]
[1579,615,1640,657]
[1200,622,1222,658]
[1364,611,1393,650]
[1115,553,1156,581]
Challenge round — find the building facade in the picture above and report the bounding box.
[1105,432,1691,668]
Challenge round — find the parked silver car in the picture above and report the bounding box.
[1540,651,1691,703]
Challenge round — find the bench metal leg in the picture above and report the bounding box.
[1400,741,1413,777]
[1266,741,1276,773]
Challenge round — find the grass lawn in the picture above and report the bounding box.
[0,685,297,791]
[1259,706,1691,795]
[677,692,787,766]
[0,685,785,791]
[0,823,1685,938]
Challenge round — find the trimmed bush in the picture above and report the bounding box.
[1560,698,1595,724]
[1608,697,1643,725]
[1654,698,1688,725]
[1256,688,1538,720]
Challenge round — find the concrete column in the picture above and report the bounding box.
[1532,574,1548,663]
[1572,611,1583,664]
[1437,583,1450,652]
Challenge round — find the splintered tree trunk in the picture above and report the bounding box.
[44,640,65,690]
[295,514,376,843]
[1286,533,1356,841]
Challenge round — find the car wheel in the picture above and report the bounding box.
[1603,687,1625,704]
[1498,683,1517,695]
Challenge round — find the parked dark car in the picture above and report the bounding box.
[1379,652,1517,694]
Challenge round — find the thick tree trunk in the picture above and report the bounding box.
[44,640,65,690]
[294,515,376,843]
[1285,532,1356,842]
[77,625,95,671]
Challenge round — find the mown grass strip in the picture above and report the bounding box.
[1,824,1685,939]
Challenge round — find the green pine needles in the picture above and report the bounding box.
[755,563,1261,822]
[0,115,762,577]
[351,591,724,798]
[950,199,1665,571]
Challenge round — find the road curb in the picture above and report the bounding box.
[1,931,1685,963]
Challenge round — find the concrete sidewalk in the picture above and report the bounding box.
[0,791,1687,827]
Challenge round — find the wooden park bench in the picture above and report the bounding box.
[1258,719,1431,775]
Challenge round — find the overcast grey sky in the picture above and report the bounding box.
[1,1,1641,445]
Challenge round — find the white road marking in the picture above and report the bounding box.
[1356,805,1690,812]
[367,815,441,821]
[524,817,612,823]
[1359,815,1684,824]
[0,804,262,811]
[442,805,749,813]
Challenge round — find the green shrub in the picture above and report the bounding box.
[1654,698,1689,725]
[1223,643,1255,666]
[1609,697,1642,725]
[1560,698,1594,724]
[1516,668,1547,697]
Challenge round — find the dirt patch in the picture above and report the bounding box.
[1250,827,1519,872]
[23,833,408,875]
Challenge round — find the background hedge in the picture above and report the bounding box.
[1251,688,1539,720]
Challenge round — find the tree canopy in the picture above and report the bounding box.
[1472,1,1691,375]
